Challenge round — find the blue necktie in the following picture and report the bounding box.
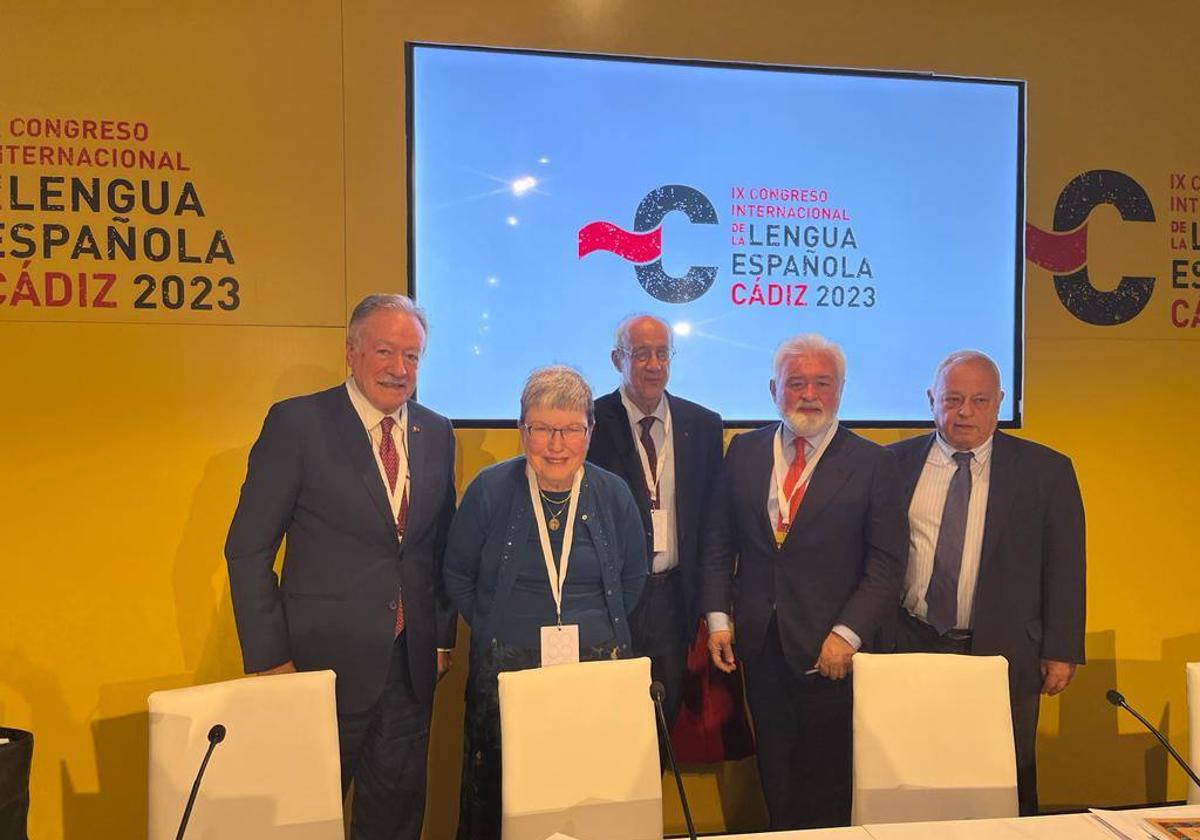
[926,451,973,634]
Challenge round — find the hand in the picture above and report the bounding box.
[814,632,855,680]
[437,650,453,681]
[257,660,297,676]
[1040,659,1076,695]
[708,629,738,673]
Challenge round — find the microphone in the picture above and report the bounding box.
[1106,689,1200,789]
[650,681,697,840]
[175,724,227,840]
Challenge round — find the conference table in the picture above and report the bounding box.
[719,803,1200,839]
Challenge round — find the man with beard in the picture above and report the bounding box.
[699,333,908,829]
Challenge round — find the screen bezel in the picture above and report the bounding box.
[406,41,1026,430]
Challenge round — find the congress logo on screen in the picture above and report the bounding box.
[578,184,718,304]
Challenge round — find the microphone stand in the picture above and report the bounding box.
[651,682,697,840]
[176,724,226,840]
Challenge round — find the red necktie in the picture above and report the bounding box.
[777,440,807,533]
[379,416,406,635]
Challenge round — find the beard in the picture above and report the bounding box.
[780,401,834,437]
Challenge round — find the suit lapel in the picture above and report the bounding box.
[667,394,693,537]
[787,426,852,540]
[328,387,397,541]
[603,390,650,506]
[900,433,937,502]
[746,425,778,548]
[402,403,430,553]
[979,430,1016,573]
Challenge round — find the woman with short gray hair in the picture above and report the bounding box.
[444,364,646,839]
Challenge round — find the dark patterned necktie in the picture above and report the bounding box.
[379,416,407,635]
[638,416,659,509]
[926,450,973,634]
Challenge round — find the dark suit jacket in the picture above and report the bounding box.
[699,423,909,676]
[887,431,1086,695]
[225,385,457,713]
[587,389,724,631]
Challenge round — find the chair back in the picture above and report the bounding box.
[499,657,662,840]
[147,670,343,840]
[852,652,1018,824]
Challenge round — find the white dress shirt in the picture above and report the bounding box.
[345,378,409,523]
[902,432,993,630]
[619,387,678,573]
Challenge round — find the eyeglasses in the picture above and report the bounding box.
[522,423,591,444]
[619,346,675,364]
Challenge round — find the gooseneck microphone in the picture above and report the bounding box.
[650,681,697,840]
[1106,689,1200,789]
[176,724,227,840]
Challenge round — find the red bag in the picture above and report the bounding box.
[669,621,756,764]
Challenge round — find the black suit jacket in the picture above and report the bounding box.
[699,423,908,676]
[587,389,724,630]
[887,431,1086,694]
[225,385,457,713]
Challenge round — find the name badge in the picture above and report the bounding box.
[651,508,670,553]
[540,624,580,667]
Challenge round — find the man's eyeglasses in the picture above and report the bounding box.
[618,346,675,364]
[522,423,591,444]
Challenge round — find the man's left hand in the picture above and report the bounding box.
[815,632,855,680]
[1040,659,1076,695]
[437,650,453,681]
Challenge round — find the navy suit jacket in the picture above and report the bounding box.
[225,385,457,713]
[699,423,908,677]
[887,431,1086,694]
[587,389,724,630]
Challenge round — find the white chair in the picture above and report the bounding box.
[147,670,343,840]
[852,652,1018,824]
[499,657,662,840]
[1187,662,1200,804]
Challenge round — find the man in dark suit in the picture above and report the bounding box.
[226,293,457,840]
[886,350,1085,816]
[587,314,724,725]
[700,334,908,829]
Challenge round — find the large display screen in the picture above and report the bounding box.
[408,44,1024,425]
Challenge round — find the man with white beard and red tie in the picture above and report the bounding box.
[699,333,908,829]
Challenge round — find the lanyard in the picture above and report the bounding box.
[632,409,671,507]
[772,420,837,530]
[526,463,583,625]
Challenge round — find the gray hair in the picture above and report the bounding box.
[932,350,1002,391]
[347,294,428,346]
[773,333,847,384]
[520,365,595,425]
[613,313,672,350]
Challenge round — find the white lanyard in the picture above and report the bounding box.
[772,420,837,529]
[633,409,671,507]
[526,464,583,625]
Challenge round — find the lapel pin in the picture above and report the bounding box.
[411,424,421,433]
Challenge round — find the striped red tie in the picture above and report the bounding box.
[379,416,406,636]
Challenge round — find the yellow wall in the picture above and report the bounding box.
[3,1,1199,837]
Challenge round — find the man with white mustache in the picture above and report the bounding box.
[699,333,908,829]
[226,294,457,839]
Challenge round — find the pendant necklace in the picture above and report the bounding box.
[540,488,570,531]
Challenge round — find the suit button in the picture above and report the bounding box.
[388,600,397,610]
[606,590,613,596]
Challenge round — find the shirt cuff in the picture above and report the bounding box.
[706,612,732,633]
[832,624,862,650]
[436,648,454,653]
